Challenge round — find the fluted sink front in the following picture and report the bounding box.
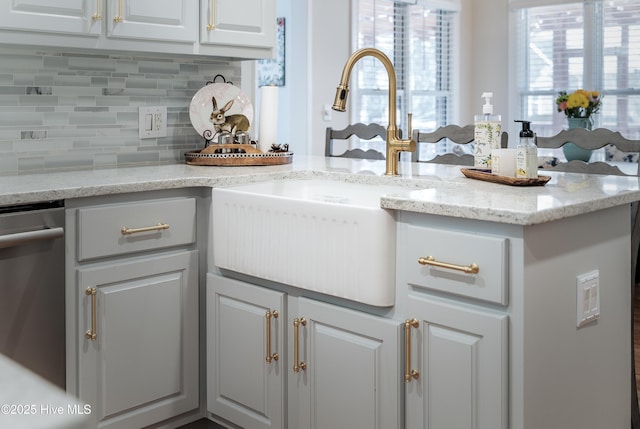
[211,179,403,307]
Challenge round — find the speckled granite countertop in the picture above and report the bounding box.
[1,155,639,225]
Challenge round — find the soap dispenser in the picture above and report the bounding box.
[515,120,538,179]
[474,92,502,168]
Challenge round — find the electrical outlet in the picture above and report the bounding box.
[576,270,600,328]
[138,106,167,139]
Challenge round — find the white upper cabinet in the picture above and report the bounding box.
[106,0,196,43]
[0,0,275,59]
[198,0,275,58]
[0,0,101,36]
[200,0,275,48]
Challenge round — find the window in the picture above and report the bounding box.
[514,0,640,140]
[350,0,459,155]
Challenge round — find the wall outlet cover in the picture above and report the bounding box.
[576,270,600,328]
[139,106,167,139]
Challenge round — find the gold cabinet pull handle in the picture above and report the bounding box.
[113,0,123,23]
[404,319,419,382]
[293,317,307,373]
[418,255,479,274]
[85,288,97,341]
[121,222,169,236]
[207,0,216,30]
[265,310,279,363]
[92,0,102,20]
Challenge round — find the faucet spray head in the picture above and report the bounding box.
[332,84,349,112]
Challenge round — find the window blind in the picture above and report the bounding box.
[515,0,640,139]
[350,0,458,154]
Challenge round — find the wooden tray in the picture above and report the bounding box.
[185,144,293,166]
[460,168,551,186]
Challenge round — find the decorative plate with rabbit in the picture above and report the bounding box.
[189,83,254,137]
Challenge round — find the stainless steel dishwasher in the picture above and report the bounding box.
[0,201,65,389]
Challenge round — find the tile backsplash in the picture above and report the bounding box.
[0,47,241,174]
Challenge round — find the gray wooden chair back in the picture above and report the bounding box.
[411,124,508,164]
[325,123,386,160]
[536,128,640,176]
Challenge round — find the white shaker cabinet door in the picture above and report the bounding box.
[200,0,275,49]
[106,0,197,43]
[405,295,508,429]
[77,250,199,429]
[0,0,101,36]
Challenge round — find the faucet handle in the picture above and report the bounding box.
[407,113,413,139]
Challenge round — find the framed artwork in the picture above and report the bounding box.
[258,17,285,87]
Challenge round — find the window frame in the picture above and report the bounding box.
[513,0,640,140]
[349,0,460,154]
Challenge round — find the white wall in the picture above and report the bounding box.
[248,0,298,153]
[274,0,351,156]
[280,0,514,154]
[463,0,510,125]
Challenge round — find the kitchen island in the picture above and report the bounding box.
[1,155,639,429]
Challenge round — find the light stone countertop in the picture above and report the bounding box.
[1,155,640,225]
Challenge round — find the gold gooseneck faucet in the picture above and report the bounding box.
[332,48,416,176]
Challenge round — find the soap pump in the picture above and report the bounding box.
[481,92,494,116]
[515,120,538,179]
[473,92,502,168]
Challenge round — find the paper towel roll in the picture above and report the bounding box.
[258,85,279,152]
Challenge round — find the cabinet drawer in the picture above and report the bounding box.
[405,225,508,305]
[77,198,196,261]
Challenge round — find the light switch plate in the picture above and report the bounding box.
[576,270,600,328]
[138,106,167,139]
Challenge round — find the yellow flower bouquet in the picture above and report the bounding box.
[556,89,602,119]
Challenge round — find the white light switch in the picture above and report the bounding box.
[576,270,600,328]
[139,106,167,139]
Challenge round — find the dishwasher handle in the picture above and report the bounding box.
[0,227,64,249]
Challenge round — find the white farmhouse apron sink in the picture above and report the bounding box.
[211,179,404,306]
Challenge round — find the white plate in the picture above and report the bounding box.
[189,83,253,137]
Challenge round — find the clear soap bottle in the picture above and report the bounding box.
[474,92,502,168]
[515,120,538,178]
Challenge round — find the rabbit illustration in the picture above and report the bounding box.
[210,96,250,137]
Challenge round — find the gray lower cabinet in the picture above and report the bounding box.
[398,206,632,428]
[207,273,401,429]
[66,193,200,429]
[207,274,285,429]
[77,251,199,429]
[401,221,509,429]
[404,294,508,429]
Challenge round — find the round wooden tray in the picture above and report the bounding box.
[185,144,293,166]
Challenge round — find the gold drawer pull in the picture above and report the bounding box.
[418,256,479,274]
[293,317,306,373]
[266,310,279,363]
[121,222,170,236]
[404,319,419,382]
[85,287,97,341]
[207,0,216,30]
[113,0,123,23]
[92,0,102,20]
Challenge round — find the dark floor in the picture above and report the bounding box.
[177,418,225,429]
